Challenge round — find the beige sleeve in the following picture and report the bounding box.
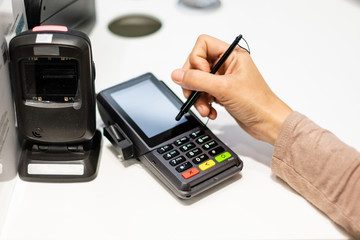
[271,111,360,238]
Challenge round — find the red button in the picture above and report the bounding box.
[182,168,199,179]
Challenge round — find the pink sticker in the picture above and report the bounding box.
[33,25,68,32]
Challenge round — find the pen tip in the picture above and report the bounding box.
[175,112,182,121]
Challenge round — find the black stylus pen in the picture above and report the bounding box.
[175,34,243,121]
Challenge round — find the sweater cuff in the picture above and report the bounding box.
[271,111,305,172]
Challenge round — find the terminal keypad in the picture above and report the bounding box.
[158,129,233,180]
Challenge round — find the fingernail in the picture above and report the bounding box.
[172,69,185,83]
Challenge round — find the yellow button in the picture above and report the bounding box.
[199,160,216,171]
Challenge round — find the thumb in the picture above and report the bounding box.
[171,68,222,96]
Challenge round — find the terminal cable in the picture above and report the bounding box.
[238,36,251,54]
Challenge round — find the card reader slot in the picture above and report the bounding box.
[187,164,243,198]
[108,124,124,141]
[104,123,134,160]
[42,68,77,80]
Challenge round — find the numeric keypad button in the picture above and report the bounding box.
[202,140,218,150]
[169,156,186,166]
[209,146,225,157]
[186,148,202,158]
[163,150,180,160]
[192,154,209,165]
[190,130,204,139]
[196,135,211,144]
[175,162,193,173]
[157,144,173,154]
[180,143,196,152]
[174,136,189,146]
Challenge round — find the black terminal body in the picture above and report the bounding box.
[97,73,243,198]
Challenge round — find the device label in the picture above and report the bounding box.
[28,163,85,175]
[36,33,53,43]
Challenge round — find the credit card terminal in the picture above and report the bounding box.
[97,73,243,198]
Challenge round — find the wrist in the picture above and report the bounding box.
[264,102,293,145]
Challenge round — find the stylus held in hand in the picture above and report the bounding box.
[175,34,243,121]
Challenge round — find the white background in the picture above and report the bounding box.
[1,0,360,239]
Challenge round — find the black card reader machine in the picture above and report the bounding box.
[9,25,101,182]
[97,73,243,198]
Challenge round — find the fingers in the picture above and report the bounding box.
[171,68,224,97]
[172,68,224,119]
[179,86,217,119]
[208,106,217,120]
[192,93,216,118]
[172,35,235,121]
[172,69,218,119]
[193,35,231,61]
[183,34,232,71]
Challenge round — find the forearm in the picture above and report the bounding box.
[271,112,360,238]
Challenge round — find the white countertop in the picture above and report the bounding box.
[2,0,360,239]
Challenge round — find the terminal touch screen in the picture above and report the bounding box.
[110,79,187,138]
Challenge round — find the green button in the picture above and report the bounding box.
[215,152,231,163]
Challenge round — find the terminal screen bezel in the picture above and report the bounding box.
[102,74,200,148]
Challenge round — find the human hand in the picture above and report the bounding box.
[171,34,292,145]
